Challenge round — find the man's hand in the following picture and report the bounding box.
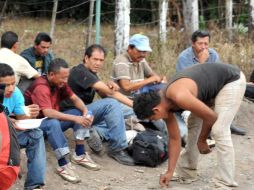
[74,115,93,128]
[107,81,120,91]
[150,75,162,84]
[159,171,173,187]
[10,118,26,131]
[197,139,211,154]
[26,104,40,118]
[197,49,209,64]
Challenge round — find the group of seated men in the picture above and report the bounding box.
[0,30,248,189]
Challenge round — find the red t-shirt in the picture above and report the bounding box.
[25,76,74,117]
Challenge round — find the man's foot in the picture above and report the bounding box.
[87,128,105,155]
[230,124,246,136]
[56,162,81,183]
[108,149,135,166]
[71,152,100,171]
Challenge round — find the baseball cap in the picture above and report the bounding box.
[129,34,152,52]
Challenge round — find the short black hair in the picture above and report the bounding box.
[191,30,210,43]
[0,63,15,78]
[1,31,18,49]
[48,58,68,73]
[34,32,52,45]
[85,44,106,58]
[133,91,161,120]
[128,44,135,49]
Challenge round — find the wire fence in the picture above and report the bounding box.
[0,0,251,28]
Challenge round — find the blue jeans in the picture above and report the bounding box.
[175,112,188,138]
[39,109,89,160]
[86,98,128,151]
[17,129,46,190]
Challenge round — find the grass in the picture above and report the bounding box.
[1,17,254,80]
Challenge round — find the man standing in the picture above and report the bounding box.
[0,31,39,85]
[112,33,166,98]
[176,30,246,136]
[67,44,134,165]
[21,32,54,75]
[133,63,246,188]
[0,63,45,190]
[25,58,100,183]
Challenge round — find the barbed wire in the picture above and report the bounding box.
[0,0,251,29]
[57,0,90,14]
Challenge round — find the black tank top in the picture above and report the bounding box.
[167,63,240,102]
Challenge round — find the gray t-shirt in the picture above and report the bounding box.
[112,51,153,96]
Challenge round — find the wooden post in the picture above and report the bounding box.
[50,0,58,38]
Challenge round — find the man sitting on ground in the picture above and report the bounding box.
[66,44,134,165]
[112,33,166,98]
[0,31,39,94]
[0,84,20,190]
[21,32,54,75]
[0,63,46,190]
[25,58,100,183]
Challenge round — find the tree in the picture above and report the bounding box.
[114,0,130,56]
[159,0,169,42]
[225,0,233,39]
[86,0,95,48]
[50,0,59,38]
[0,0,9,26]
[182,0,199,34]
[250,0,254,32]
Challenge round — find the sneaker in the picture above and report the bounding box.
[108,149,135,166]
[56,162,81,183]
[87,128,105,155]
[71,152,100,171]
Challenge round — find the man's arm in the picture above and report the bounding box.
[42,106,91,128]
[168,81,217,153]
[118,75,162,93]
[69,93,88,116]
[93,81,133,107]
[160,113,181,187]
[15,104,40,120]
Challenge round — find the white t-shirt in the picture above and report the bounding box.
[0,48,38,84]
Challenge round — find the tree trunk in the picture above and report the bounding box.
[0,0,9,26]
[114,0,130,56]
[225,0,233,39]
[182,0,199,34]
[50,0,58,39]
[159,0,169,43]
[86,0,95,48]
[249,0,254,33]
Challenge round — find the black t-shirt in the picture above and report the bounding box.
[167,63,240,103]
[68,64,100,104]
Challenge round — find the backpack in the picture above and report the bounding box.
[128,128,168,167]
[0,110,20,189]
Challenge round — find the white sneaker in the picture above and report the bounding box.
[72,152,100,171]
[56,162,81,183]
